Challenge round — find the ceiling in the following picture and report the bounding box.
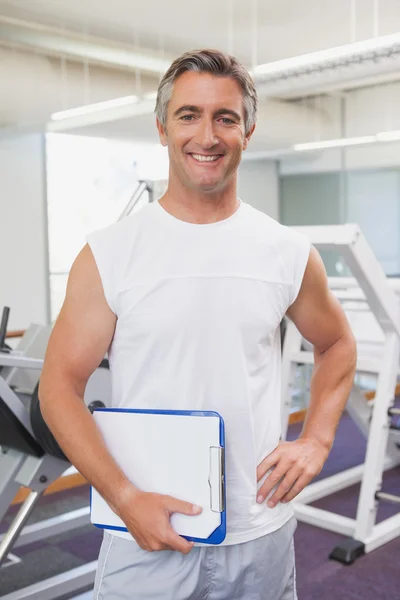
[0,0,399,150]
[1,0,400,66]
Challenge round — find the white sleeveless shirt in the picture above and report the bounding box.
[87,199,310,546]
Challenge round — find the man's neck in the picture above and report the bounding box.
[159,177,239,225]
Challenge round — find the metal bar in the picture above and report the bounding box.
[346,386,372,438]
[334,289,367,301]
[389,407,400,416]
[0,490,42,566]
[294,225,400,336]
[15,453,68,491]
[0,306,10,349]
[354,331,400,541]
[375,491,400,506]
[328,276,400,293]
[364,513,400,553]
[118,181,148,221]
[341,238,400,336]
[295,464,365,504]
[281,320,303,440]
[0,450,25,522]
[0,561,97,600]
[289,350,385,374]
[0,507,90,549]
[296,452,400,505]
[292,224,360,248]
[0,355,43,370]
[147,183,154,204]
[286,225,400,554]
[292,503,355,536]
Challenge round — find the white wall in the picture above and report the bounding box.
[238,159,279,220]
[347,170,400,275]
[0,133,49,330]
[280,141,400,175]
[0,46,155,129]
[280,82,400,175]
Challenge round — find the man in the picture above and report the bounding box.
[39,49,357,599]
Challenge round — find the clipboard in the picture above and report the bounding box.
[90,408,226,545]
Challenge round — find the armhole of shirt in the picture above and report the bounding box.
[86,232,117,316]
[289,234,311,307]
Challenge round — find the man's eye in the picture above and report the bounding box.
[181,115,195,121]
[220,118,234,124]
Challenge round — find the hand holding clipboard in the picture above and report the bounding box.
[90,409,226,548]
[108,485,203,554]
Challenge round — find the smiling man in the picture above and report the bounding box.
[39,50,356,599]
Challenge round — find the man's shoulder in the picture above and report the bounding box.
[87,202,154,247]
[241,202,301,241]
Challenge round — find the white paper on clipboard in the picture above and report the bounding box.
[90,409,225,543]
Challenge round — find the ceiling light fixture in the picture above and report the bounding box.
[293,129,400,151]
[252,32,400,83]
[51,95,140,121]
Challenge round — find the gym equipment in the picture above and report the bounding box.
[118,179,155,221]
[281,224,400,564]
[0,179,159,598]
[0,307,12,352]
[0,308,111,599]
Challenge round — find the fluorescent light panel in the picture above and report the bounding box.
[377,129,400,141]
[294,130,400,151]
[50,91,160,122]
[294,136,376,151]
[253,32,400,78]
[51,95,139,121]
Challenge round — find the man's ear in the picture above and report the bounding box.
[156,117,168,147]
[243,123,256,151]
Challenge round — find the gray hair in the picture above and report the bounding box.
[155,49,258,135]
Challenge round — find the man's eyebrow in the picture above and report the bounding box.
[172,106,242,121]
[173,105,202,117]
[214,108,242,121]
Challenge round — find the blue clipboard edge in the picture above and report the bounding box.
[90,407,226,545]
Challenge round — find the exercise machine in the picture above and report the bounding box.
[0,308,111,599]
[0,179,161,598]
[281,224,400,564]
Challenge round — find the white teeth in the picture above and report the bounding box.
[191,154,220,162]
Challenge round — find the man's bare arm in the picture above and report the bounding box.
[256,246,357,506]
[39,245,200,553]
[288,247,357,451]
[39,245,133,513]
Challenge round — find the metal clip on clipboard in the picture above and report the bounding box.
[208,446,225,513]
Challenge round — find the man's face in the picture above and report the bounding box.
[157,71,254,193]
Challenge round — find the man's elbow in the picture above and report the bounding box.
[38,367,68,409]
[342,327,357,376]
[315,325,357,369]
[37,373,56,418]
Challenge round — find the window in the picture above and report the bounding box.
[46,133,169,320]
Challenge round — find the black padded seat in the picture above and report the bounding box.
[0,394,44,457]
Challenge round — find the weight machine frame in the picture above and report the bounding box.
[0,177,159,598]
[0,332,107,599]
[0,179,158,598]
[281,224,400,562]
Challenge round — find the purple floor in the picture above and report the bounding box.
[1,412,400,598]
[288,414,400,600]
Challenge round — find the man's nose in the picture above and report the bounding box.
[197,119,219,149]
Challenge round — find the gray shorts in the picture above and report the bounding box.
[94,516,298,600]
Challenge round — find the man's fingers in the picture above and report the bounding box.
[256,461,291,503]
[265,466,303,508]
[256,449,281,482]
[166,529,195,554]
[280,473,312,504]
[165,496,202,517]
